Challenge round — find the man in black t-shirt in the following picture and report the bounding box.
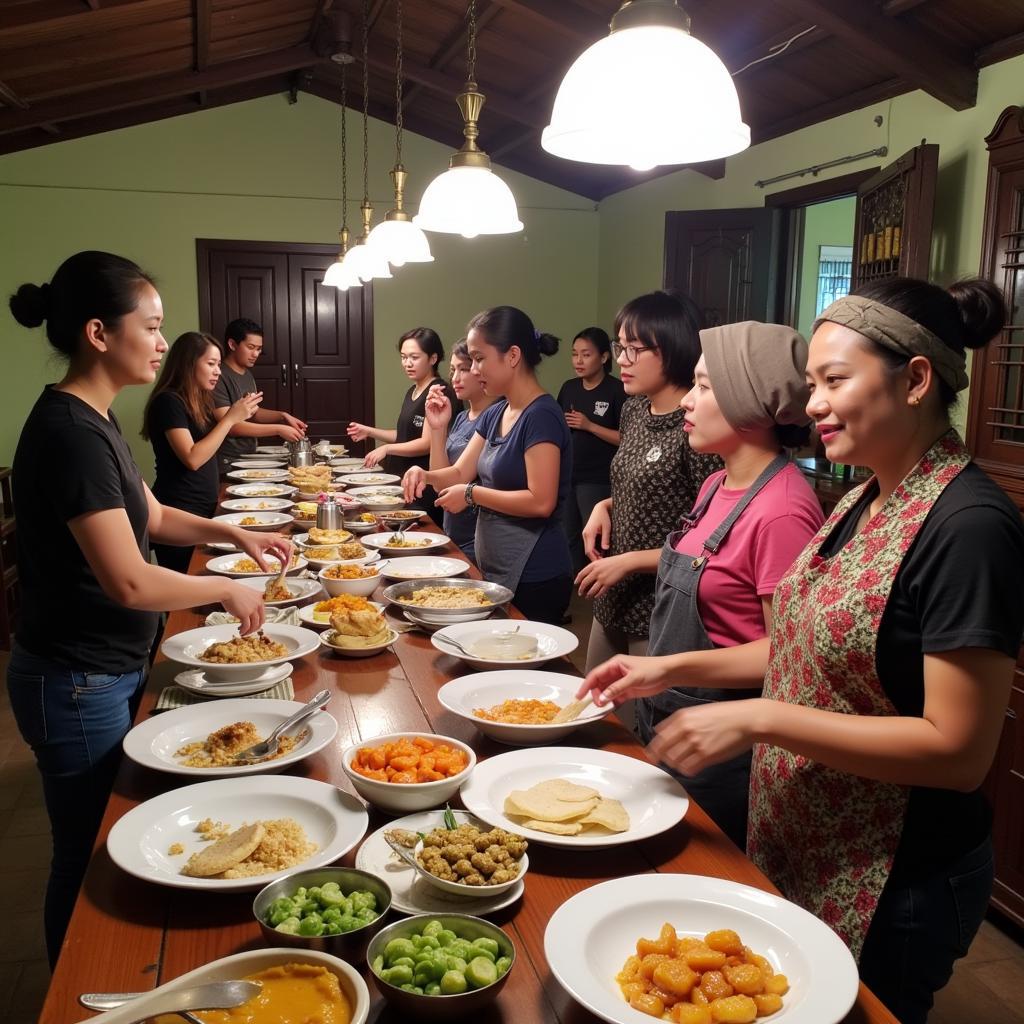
[213,318,307,471]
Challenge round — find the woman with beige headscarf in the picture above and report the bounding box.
[581,277,1024,1024]
[583,320,823,850]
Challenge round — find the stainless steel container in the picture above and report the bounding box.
[316,495,343,530]
[288,439,314,468]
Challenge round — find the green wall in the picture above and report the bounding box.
[795,195,856,339]
[0,93,598,477]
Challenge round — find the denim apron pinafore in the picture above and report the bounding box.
[638,455,789,850]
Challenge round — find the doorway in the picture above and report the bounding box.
[196,239,374,443]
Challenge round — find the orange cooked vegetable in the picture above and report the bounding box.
[350,736,469,784]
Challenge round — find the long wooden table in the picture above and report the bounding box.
[39,530,897,1023]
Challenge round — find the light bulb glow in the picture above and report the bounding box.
[541,25,750,168]
[344,243,393,282]
[323,259,360,290]
[367,219,434,267]
[414,165,523,236]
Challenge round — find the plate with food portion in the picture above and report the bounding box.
[255,445,290,456]
[336,473,401,486]
[234,575,322,607]
[430,621,578,670]
[362,531,451,554]
[205,552,308,577]
[292,529,355,548]
[226,469,290,482]
[219,497,294,513]
[297,595,385,628]
[438,671,613,745]
[544,873,858,1024]
[379,557,469,581]
[382,578,511,624]
[231,459,286,469]
[212,511,294,531]
[224,483,297,499]
[161,623,321,676]
[106,775,369,891]
[122,698,338,777]
[459,746,689,849]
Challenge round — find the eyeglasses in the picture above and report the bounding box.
[612,341,651,365]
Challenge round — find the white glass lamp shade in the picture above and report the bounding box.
[322,258,360,290]
[343,242,393,282]
[367,219,434,267]
[541,25,750,171]
[413,165,523,238]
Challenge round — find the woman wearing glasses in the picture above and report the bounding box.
[576,291,721,671]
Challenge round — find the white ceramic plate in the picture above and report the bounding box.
[174,663,293,697]
[122,698,338,777]
[211,511,294,531]
[106,776,369,891]
[459,745,689,848]
[431,620,578,670]
[320,627,398,658]
[292,531,355,548]
[330,457,365,468]
[226,469,290,482]
[362,531,451,554]
[234,576,323,606]
[379,557,468,581]
[438,671,613,745]
[224,483,297,498]
[337,473,400,485]
[297,599,385,628]
[342,519,379,534]
[545,874,858,1024]
[346,485,404,498]
[355,810,525,916]
[220,497,294,512]
[231,459,286,469]
[205,541,239,553]
[255,445,290,455]
[205,553,308,577]
[161,623,321,675]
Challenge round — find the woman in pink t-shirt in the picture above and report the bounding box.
[584,321,823,849]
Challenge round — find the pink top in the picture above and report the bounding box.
[672,462,824,646]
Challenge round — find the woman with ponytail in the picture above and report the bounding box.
[8,252,291,965]
[581,277,1024,1023]
[403,306,572,623]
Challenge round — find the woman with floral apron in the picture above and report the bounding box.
[584,277,1024,1024]
[403,306,572,624]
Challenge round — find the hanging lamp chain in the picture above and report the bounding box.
[467,0,477,85]
[357,0,374,242]
[338,62,349,255]
[394,0,403,166]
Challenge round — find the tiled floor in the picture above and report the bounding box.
[2,614,1023,1023]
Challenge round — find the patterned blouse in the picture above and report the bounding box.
[594,396,723,637]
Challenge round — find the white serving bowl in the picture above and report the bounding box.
[341,732,476,813]
[431,621,578,670]
[160,623,321,677]
[412,838,528,898]
[235,575,323,606]
[320,627,398,659]
[337,473,401,486]
[212,511,294,531]
[318,564,384,597]
[437,670,613,745]
[220,497,294,513]
[225,483,297,499]
[362,531,451,555]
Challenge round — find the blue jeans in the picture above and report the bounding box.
[859,836,994,1024]
[6,645,146,966]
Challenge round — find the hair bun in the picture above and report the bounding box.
[535,331,559,358]
[9,282,50,328]
[948,278,1006,351]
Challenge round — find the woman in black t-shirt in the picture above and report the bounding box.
[142,331,262,572]
[556,327,626,574]
[7,252,292,966]
[347,327,459,528]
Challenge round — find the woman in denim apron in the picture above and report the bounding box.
[580,278,1024,1024]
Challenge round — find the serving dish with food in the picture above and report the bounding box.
[226,469,290,482]
[161,623,320,676]
[225,483,298,499]
[212,510,294,531]
[382,578,511,624]
[430,621,578,669]
[205,552,308,577]
[231,459,287,469]
[105,775,369,891]
[220,497,294,513]
[336,472,401,485]
[122,698,338,777]
[378,556,468,581]
[234,575,322,607]
[544,873,858,1024]
[298,594,385,627]
[362,531,451,554]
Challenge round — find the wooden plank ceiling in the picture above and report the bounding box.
[1,0,1024,200]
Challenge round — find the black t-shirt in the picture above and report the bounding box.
[557,374,627,484]
[212,363,258,467]
[384,377,461,479]
[149,391,219,517]
[820,463,1024,876]
[13,388,160,671]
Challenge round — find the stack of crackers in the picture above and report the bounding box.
[503,778,630,837]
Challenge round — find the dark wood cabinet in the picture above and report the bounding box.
[968,106,1024,929]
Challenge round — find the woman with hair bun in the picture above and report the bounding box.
[142,331,263,572]
[7,251,291,965]
[582,277,1024,1024]
[403,306,572,623]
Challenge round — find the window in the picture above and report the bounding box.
[815,245,853,317]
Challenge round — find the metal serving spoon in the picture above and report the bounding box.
[73,980,260,1024]
[231,688,330,762]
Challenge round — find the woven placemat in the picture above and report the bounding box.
[155,676,295,710]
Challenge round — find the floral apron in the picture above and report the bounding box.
[747,430,970,960]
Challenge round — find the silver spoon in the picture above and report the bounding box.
[80,992,203,1024]
[435,624,520,657]
[72,980,260,1024]
[231,688,331,762]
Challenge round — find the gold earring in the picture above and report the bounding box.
[910,395,921,406]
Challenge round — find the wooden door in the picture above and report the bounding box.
[663,208,780,326]
[851,143,938,289]
[197,240,374,443]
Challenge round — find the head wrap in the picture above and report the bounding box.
[699,322,811,432]
[813,295,968,392]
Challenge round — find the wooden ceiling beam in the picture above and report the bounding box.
[83,0,100,8]
[881,0,932,14]
[307,0,333,43]
[0,81,30,110]
[772,0,976,109]
[193,0,210,71]
[485,0,605,44]
[0,46,319,135]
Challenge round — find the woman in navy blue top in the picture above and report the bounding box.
[404,306,572,624]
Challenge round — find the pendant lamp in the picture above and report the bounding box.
[413,0,522,238]
[541,0,750,171]
[367,0,433,266]
[343,0,392,283]
[323,61,361,290]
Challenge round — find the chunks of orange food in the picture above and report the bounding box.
[350,736,469,784]
[616,924,789,1021]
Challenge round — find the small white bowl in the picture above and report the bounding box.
[320,627,398,659]
[431,621,578,670]
[412,838,528,898]
[341,732,476,813]
[318,565,384,597]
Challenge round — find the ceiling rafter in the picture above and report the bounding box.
[772,0,976,109]
[0,80,30,110]
[307,0,334,43]
[193,0,210,72]
[485,0,606,43]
